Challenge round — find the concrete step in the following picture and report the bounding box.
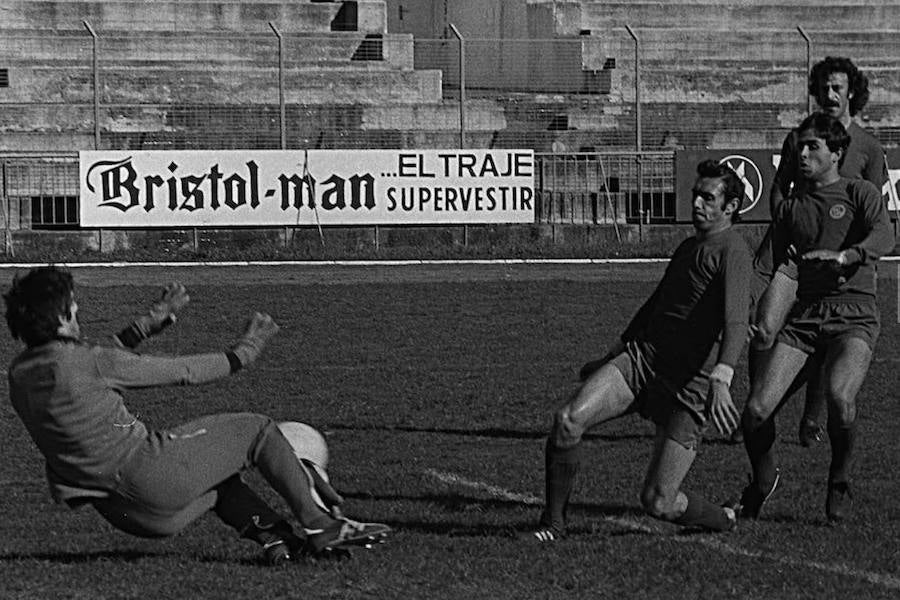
[0,0,387,34]
[579,2,900,32]
[3,65,442,104]
[587,29,900,64]
[0,31,414,69]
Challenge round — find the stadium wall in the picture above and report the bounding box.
[0,222,773,262]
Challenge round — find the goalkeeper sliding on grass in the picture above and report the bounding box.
[4,266,389,565]
[532,160,751,541]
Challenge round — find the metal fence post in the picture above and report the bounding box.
[2,161,10,257]
[625,25,643,240]
[449,24,466,149]
[797,26,812,115]
[83,20,100,150]
[269,22,290,248]
[269,22,287,150]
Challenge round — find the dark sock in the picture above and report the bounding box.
[541,438,582,529]
[827,422,856,485]
[672,490,732,531]
[743,413,777,490]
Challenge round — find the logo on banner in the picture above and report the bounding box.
[719,155,763,214]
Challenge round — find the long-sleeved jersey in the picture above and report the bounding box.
[773,122,888,208]
[8,338,232,503]
[621,227,752,378]
[772,177,895,302]
[755,122,888,283]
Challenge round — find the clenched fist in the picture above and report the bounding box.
[231,312,280,367]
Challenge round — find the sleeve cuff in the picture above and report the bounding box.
[225,351,243,374]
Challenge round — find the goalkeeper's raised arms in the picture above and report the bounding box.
[114,282,191,349]
[230,312,280,369]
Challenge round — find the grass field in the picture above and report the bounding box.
[1,263,899,599]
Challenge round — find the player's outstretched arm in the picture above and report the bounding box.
[228,312,280,371]
[97,311,280,389]
[113,283,190,349]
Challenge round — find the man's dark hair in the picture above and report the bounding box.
[696,159,744,222]
[797,112,851,160]
[808,56,869,117]
[4,266,74,347]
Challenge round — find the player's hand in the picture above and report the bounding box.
[706,379,740,436]
[801,249,847,265]
[231,312,280,367]
[243,311,279,342]
[148,283,190,331]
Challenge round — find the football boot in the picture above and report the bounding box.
[738,469,781,519]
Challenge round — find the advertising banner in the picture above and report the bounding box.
[676,148,900,224]
[79,149,535,227]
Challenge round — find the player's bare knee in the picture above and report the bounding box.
[552,406,584,448]
[640,487,676,520]
[743,396,770,429]
[828,396,857,427]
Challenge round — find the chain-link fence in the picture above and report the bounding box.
[2,25,898,228]
[5,27,897,153]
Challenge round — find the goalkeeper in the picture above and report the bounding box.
[4,266,389,565]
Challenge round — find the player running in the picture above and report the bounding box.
[533,160,751,541]
[737,113,894,523]
[4,267,390,564]
[741,56,890,448]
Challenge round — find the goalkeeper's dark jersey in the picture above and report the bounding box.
[621,227,752,378]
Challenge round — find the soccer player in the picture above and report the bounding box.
[4,267,390,564]
[533,160,750,541]
[737,113,894,523]
[746,56,889,447]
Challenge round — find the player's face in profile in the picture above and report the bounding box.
[691,177,730,233]
[797,130,839,183]
[815,72,851,121]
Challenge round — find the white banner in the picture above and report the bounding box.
[79,149,535,227]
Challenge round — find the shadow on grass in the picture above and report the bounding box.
[339,490,653,535]
[0,549,171,563]
[327,423,654,442]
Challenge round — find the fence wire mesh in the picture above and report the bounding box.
[1,26,898,227]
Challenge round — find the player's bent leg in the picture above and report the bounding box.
[752,270,798,352]
[798,352,827,447]
[213,475,302,565]
[536,362,635,540]
[640,429,734,532]
[91,489,217,538]
[822,336,873,523]
[740,342,808,518]
[744,342,808,428]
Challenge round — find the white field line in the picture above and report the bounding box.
[424,468,900,592]
[0,258,673,268]
[0,256,898,269]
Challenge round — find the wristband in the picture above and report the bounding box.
[709,363,735,387]
[114,323,146,349]
[225,351,243,374]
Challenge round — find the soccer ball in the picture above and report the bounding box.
[277,421,329,469]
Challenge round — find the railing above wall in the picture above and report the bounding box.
[0,151,679,234]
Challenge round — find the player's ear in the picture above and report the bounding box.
[723,197,739,217]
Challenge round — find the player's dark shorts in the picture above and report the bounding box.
[608,339,709,451]
[777,297,880,354]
